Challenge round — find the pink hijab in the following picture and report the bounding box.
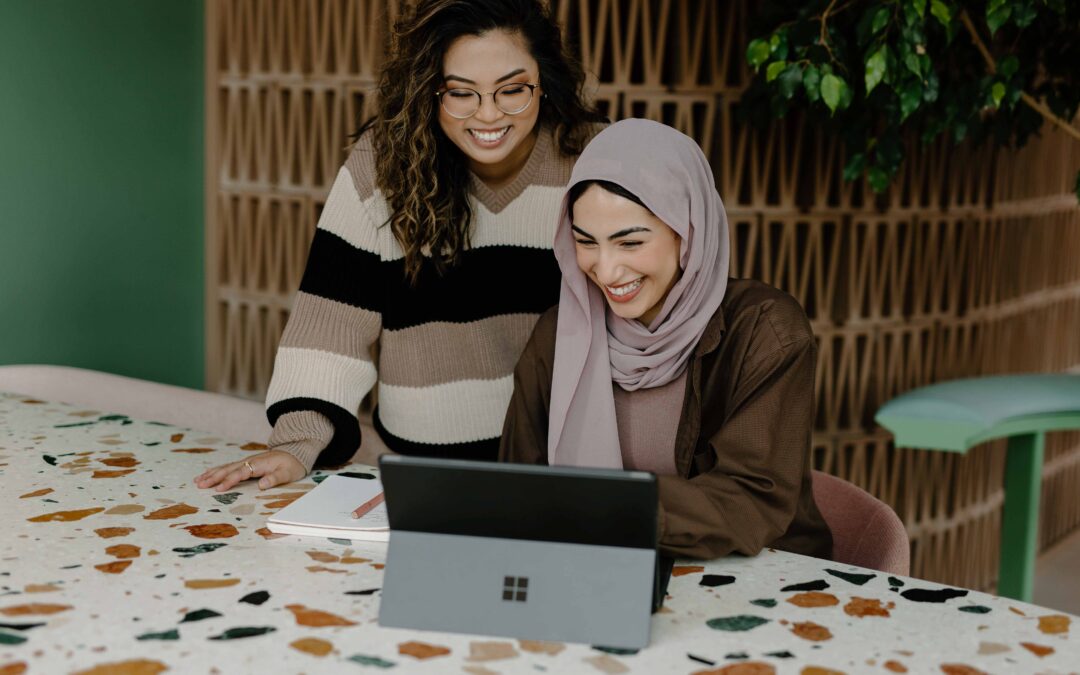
[548,119,731,467]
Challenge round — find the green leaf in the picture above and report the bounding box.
[900,80,922,119]
[986,4,1011,34]
[865,47,887,95]
[843,153,866,181]
[871,7,891,35]
[904,51,922,77]
[766,61,787,82]
[1014,2,1036,28]
[778,64,803,99]
[746,38,771,69]
[991,82,1006,108]
[868,166,891,192]
[910,0,927,19]
[803,65,822,102]
[930,0,952,27]
[821,73,844,113]
[998,55,1019,80]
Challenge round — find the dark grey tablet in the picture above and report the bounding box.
[377,455,664,649]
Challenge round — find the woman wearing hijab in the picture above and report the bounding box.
[499,119,832,560]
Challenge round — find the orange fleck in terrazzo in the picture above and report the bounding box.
[183,523,239,539]
[18,488,53,499]
[255,527,286,540]
[787,592,839,608]
[99,457,139,468]
[91,469,136,479]
[144,503,198,520]
[171,447,216,454]
[241,442,268,450]
[583,653,630,674]
[692,662,775,674]
[184,578,241,589]
[170,433,184,442]
[800,668,845,675]
[27,507,105,522]
[94,560,133,574]
[518,640,565,655]
[398,641,452,659]
[306,566,347,574]
[939,665,986,675]
[883,661,907,673]
[843,597,892,617]
[73,659,168,675]
[339,556,370,564]
[23,584,61,593]
[105,544,141,559]
[672,565,705,577]
[0,661,28,675]
[105,504,145,515]
[285,604,356,627]
[290,637,334,656]
[95,527,135,538]
[466,641,518,661]
[1020,642,1054,657]
[1038,614,1070,635]
[791,621,833,641]
[0,603,73,616]
[306,551,339,563]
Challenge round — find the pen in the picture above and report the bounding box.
[350,492,385,519]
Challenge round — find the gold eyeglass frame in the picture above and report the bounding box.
[435,82,541,119]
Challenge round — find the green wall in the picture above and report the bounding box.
[0,1,204,388]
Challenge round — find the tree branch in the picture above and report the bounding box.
[959,9,1080,143]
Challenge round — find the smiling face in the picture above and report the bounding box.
[571,183,682,326]
[438,30,542,185]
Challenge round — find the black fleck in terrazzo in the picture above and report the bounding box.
[0,391,1077,672]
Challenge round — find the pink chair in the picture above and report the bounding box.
[811,470,910,576]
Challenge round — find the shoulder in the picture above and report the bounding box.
[720,279,813,354]
[340,129,380,202]
[527,305,560,353]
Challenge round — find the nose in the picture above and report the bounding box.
[473,92,502,124]
[592,249,625,286]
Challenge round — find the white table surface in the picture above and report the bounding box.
[1,391,1077,674]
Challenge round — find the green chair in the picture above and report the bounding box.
[875,374,1080,601]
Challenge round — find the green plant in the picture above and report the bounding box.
[741,0,1080,200]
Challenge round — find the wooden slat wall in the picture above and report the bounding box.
[204,0,1080,591]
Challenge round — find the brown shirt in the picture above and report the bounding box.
[499,278,832,560]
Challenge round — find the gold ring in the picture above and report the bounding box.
[244,460,254,478]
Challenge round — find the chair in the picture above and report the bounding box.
[811,470,910,576]
[0,364,270,442]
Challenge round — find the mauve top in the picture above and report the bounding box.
[612,370,687,476]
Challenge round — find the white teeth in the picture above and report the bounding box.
[607,278,643,296]
[470,128,508,142]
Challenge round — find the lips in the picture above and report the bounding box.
[467,127,510,146]
[603,277,644,303]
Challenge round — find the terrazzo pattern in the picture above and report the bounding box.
[1,391,1077,674]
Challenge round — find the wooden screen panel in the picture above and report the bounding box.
[205,0,1080,591]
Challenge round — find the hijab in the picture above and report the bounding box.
[547,118,731,467]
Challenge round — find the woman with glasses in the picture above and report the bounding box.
[196,0,604,492]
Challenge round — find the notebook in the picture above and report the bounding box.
[265,474,389,541]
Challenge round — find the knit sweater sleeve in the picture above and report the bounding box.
[265,140,384,467]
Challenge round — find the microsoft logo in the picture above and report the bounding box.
[502,576,528,602]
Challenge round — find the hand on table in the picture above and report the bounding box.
[194,451,306,492]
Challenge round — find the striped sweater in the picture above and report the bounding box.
[266,125,585,469]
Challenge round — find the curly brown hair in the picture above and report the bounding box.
[358,0,601,284]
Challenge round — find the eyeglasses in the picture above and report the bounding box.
[435,82,541,119]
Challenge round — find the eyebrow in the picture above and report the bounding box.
[444,68,527,86]
[571,225,651,240]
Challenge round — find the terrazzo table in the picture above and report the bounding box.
[1,392,1077,675]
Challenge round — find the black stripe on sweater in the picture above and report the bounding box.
[299,229,383,310]
[267,397,360,467]
[380,246,561,330]
[373,407,500,462]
